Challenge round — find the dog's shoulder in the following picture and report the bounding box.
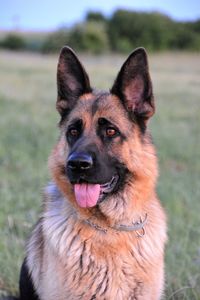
[19,258,40,300]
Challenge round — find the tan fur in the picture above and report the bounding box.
[26,91,167,300]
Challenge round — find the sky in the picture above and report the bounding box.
[1,0,200,31]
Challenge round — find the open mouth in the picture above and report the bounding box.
[99,175,119,199]
[73,175,119,208]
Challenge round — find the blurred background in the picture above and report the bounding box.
[0,0,200,299]
[1,0,200,53]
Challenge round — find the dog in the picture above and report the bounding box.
[19,46,167,300]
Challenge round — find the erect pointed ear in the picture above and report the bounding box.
[56,46,92,117]
[111,48,155,123]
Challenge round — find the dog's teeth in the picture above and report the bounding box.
[101,176,115,188]
[101,183,109,188]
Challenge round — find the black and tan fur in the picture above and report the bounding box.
[19,47,167,300]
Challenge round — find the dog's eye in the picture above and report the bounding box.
[106,128,118,137]
[67,119,83,144]
[69,128,79,137]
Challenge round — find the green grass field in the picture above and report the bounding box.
[0,50,200,299]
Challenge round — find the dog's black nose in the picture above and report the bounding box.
[67,153,93,171]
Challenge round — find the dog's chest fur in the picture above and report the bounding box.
[39,239,144,300]
[26,184,165,300]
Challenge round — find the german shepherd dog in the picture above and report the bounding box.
[19,47,167,300]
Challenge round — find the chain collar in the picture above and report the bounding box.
[83,214,148,237]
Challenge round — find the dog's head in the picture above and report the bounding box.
[49,47,157,218]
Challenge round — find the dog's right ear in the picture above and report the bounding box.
[57,46,92,117]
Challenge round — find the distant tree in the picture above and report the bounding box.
[42,28,69,53]
[68,21,110,54]
[86,11,107,23]
[1,33,26,50]
[107,10,175,52]
[186,20,200,34]
[42,21,109,54]
[170,24,200,50]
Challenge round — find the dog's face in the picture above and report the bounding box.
[64,92,130,208]
[49,47,157,214]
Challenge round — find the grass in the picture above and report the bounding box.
[0,50,200,299]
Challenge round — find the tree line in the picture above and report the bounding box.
[1,10,200,53]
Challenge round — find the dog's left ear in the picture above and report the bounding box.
[111,48,155,122]
[57,46,92,117]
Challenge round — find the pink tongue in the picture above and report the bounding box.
[74,184,101,208]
